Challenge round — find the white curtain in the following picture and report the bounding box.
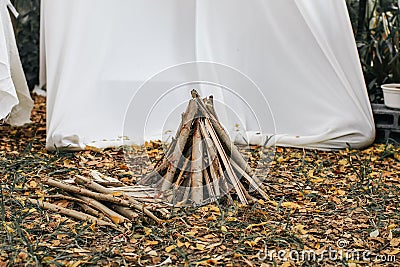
[41,0,375,150]
[0,0,33,125]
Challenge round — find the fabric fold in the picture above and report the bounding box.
[0,0,33,126]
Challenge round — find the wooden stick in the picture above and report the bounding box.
[139,160,169,185]
[44,178,133,206]
[109,205,139,221]
[205,95,218,120]
[77,202,102,218]
[174,156,190,187]
[203,168,216,202]
[203,118,248,204]
[230,160,269,200]
[160,163,176,191]
[191,120,203,204]
[159,99,198,188]
[73,194,128,224]
[198,120,221,198]
[166,97,194,159]
[27,198,118,229]
[192,91,253,177]
[74,176,161,223]
[38,193,130,220]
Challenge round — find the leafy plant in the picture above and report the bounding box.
[347,0,400,103]
[10,0,40,90]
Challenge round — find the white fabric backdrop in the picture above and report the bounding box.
[41,0,375,150]
[0,0,33,126]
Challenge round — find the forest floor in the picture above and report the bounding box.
[0,95,399,267]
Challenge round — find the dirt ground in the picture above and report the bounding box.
[0,95,399,266]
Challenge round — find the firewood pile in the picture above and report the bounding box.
[32,171,168,229]
[139,90,269,206]
[33,90,269,227]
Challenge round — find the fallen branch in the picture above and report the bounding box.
[27,198,118,229]
[73,194,128,224]
[74,175,161,223]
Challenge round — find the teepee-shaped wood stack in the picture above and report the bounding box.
[139,90,268,206]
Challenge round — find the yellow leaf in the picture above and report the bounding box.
[281,202,300,209]
[244,240,256,247]
[388,224,397,230]
[209,206,220,213]
[282,261,292,267]
[338,159,348,165]
[196,243,206,251]
[69,261,83,267]
[258,199,265,205]
[165,245,176,253]
[4,225,14,233]
[390,238,400,247]
[110,216,122,224]
[28,181,37,188]
[184,230,198,236]
[246,221,268,229]
[221,226,228,233]
[177,239,185,248]
[145,240,159,246]
[311,178,324,183]
[294,224,308,235]
[144,227,152,236]
[337,190,346,196]
[388,249,400,255]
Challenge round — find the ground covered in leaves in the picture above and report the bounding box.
[1,95,400,267]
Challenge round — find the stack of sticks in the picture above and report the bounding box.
[140,90,269,206]
[29,172,167,229]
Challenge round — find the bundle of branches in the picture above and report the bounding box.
[140,90,269,206]
[30,171,168,229]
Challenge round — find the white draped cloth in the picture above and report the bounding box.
[0,0,33,126]
[41,0,375,150]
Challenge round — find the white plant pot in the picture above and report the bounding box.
[381,84,400,109]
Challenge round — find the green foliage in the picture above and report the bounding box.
[10,0,40,89]
[347,0,400,103]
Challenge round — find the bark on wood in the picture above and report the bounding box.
[139,90,267,206]
[73,194,128,224]
[194,93,254,177]
[203,118,248,204]
[191,121,203,204]
[27,198,117,229]
[74,175,161,223]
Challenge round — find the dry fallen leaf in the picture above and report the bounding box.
[165,245,176,253]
